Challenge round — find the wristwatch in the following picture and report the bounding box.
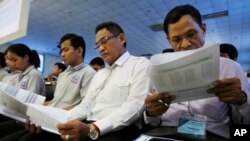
[88,124,99,140]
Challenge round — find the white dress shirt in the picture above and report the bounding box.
[145,57,250,139]
[69,52,151,135]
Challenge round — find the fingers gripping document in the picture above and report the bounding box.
[149,44,220,103]
[26,104,69,134]
[148,93,168,107]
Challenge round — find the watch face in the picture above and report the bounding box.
[89,128,99,140]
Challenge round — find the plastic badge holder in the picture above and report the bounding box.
[177,112,207,139]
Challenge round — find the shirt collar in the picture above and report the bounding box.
[21,65,35,76]
[67,62,86,72]
[108,51,130,68]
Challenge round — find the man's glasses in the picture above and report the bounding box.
[95,34,119,50]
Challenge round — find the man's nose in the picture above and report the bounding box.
[60,52,65,58]
[181,38,192,50]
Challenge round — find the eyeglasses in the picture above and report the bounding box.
[95,34,119,50]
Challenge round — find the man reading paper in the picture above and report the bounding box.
[144,4,250,140]
[21,21,150,141]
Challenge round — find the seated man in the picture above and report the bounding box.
[220,43,238,61]
[144,4,250,140]
[89,57,105,72]
[46,33,95,109]
[46,62,67,85]
[22,21,151,141]
[45,62,67,100]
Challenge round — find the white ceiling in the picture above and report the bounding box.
[7,0,250,70]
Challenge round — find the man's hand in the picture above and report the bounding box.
[47,72,53,81]
[57,120,90,141]
[145,91,176,117]
[25,120,42,134]
[207,78,247,105]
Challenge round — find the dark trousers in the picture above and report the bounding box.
[19,124,142,141]
[0,120,24,138]
[0,130,28,141]
[0,115,12,122]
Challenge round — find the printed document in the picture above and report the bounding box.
[26,104,70,134]
[149,44,219,102]
[0,82,46,122]
[0,82,70,134]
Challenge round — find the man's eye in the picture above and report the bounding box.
[188,33,195,37]
[63,49,68,52]
[172,38,180,43]
[95,44,100,49]
[187,31,196,38]
[10,59,17,62]
[100,37,109,44]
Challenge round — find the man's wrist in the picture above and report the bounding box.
[88,123,100,140]
[146,107,157,117]
[239,91,247,105]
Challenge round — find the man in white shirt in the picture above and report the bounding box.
[22,22,151,141]
[144,4,250,140]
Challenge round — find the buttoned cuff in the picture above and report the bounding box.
[143,111,161,126]
[93,118,112,136]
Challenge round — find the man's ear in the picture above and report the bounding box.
[201,23,206,34]
[119,33,126,46]
[77,47,83,56]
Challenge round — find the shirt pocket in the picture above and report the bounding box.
[98,79,130,103]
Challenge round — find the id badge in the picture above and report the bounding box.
[177,112,207,139]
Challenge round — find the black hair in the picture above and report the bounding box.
[0,52,6,68]
[95,21,126,48]
[58,33,86,58]
[163,4,202,36]
[54,62,67,72]
[6,44,40,69]
[162,48,174,53]
[220,43,238,61]
[90,57,105,68]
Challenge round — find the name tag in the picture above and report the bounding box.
[71,75,80,84]
[177,112,207,139]
[20,81,27,90]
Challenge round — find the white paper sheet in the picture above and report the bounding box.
[26,104,70,134]
[149,44,220,103]
[0,82,46,122]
